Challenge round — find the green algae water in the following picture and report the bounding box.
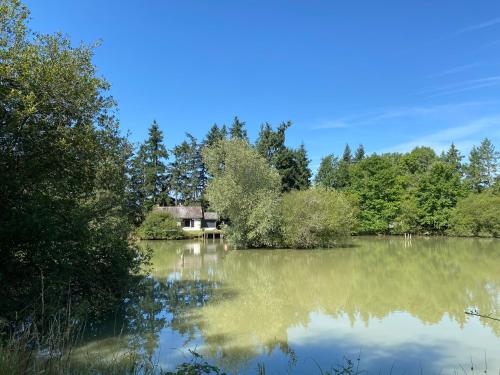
[77,237,500,374]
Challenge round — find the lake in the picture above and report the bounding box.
[78,237,500,374]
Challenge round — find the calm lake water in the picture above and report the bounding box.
[78,237,500,374]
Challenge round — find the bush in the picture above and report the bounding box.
[448,192,500,237]
[137,211,183,240]
[280,188,357,248]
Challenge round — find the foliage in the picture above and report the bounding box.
[465,138,499,192]
[449,191,500,237]
[315,154,341,188]
[136,211,183,240]
[442,142,463,174]
[353,144,365,162]
[413,161,464,233]
[256,121,311,191]
[128,120,169,223]
[349,154,404,234]
[202,139,282,247]
[0,0,141,322]
[228,116,248,142]
[170,134,204,205]
[400,146,437,175]
[163,350,227,375]
[280,188,357,248]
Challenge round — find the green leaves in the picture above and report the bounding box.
[449,192,500,237]
[0,0,141,322]
[203,139,282,247]
[280,188,357,248]
[255,121,311,192]
[137,211,183,240]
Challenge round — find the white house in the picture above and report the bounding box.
[155,206,219,231]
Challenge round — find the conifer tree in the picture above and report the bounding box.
[354,144,365,162]
[130,120,169,212]
[229,116,249,142]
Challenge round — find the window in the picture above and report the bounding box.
[182,219,193,228]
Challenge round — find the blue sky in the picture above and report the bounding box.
[25,0,500,170]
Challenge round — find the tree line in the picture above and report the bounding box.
[315,140,499,236]
[132,117,499,241]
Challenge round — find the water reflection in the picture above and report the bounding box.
[79,237,500,374]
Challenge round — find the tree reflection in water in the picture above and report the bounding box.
[77,238,500,374]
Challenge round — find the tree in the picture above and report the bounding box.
[336,144,353,189]
[281,188,357,248]
[136,210,183,240]
[400,147,437,175]
[465,138,498,192]
[342,144,352,163]
[292,144,312,190]
[449,192,500,237]
[354,144,365,162]
[229,116,248,142]
[443,143,463,175]
[255,121,290,162]
[315,154,340,188]
[203,123,227,149]
[414,162,463,233]
[0,0,141,322]
[130,120,169,213]
[349,155,403,233]
[202,139,282,247]
[255,121,310,191]
[169,134,203,205]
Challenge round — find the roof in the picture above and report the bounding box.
[203,212,219,221]
[156,206,203,219]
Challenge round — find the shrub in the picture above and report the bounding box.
[137,211,183,240]
[280,188,357,248]
[448,192,500,237]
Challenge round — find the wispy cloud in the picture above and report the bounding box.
[454,17,500,35]
[379,115,500,153]
[415,76,500,98]
[311,120,348,130]
[309,100,496,130]
[429,63,481,78]
[393,17,500,56]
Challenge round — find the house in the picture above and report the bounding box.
[155,206,219,231]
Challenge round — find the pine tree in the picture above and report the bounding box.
[204,123,227,148]
[131,120,168,211]
[255,121,310,191]
[337,144,352,188]
[342,144,352,163]
[478,138,498,188]
[443,143,463,175]
[229,116,249,142]
[315,154,340,188]
[170,134,204,205]
[466,138,499,192]
[255,121,290,163]
[354,144,365,162]
[169,141,191,205]
[293,144,312,190]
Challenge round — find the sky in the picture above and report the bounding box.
[24,0,500,170]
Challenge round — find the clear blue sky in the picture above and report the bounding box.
[25,0,500,170]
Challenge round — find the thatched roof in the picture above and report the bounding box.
[203,212,219,221]
[156,206,203,219]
